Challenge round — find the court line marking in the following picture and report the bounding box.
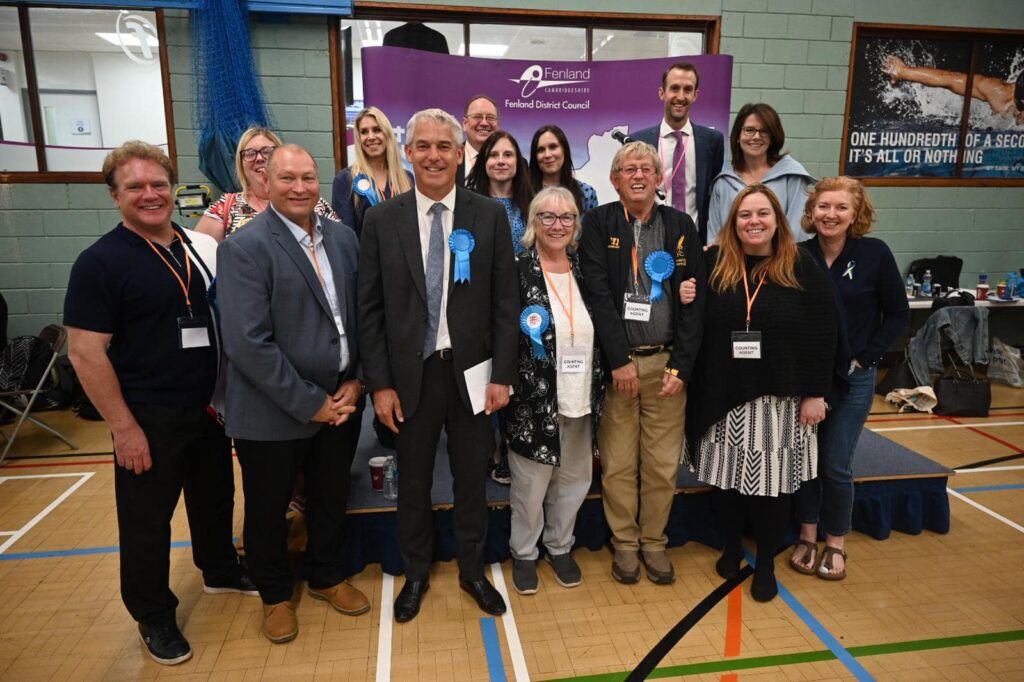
[955,465,1024,473]
[1,459,112,469]
[489,561,529,682]
[481,617,508,682]
[375,573,394,682]
[948,488,1024,534]
[870,420,1024,432]
[953,483,1024,493]
[724,586,742,657]
[0,540,192,561]
[0,472,94,554]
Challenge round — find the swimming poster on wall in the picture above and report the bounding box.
[359,48,732,203]
[843,32,1024,179]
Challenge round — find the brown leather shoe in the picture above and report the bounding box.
[308,581,370,616]
[262,601,298,643]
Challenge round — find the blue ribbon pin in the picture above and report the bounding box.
[449,229,475,283]
[644,250,675,302]
[352,174,380,207]
[520,305,549,359]
[843,260,856,280]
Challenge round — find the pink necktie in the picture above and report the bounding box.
[671,130,687,213]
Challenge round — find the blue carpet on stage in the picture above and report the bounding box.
[338,411,951,577]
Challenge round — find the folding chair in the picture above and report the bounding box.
[0,324,79,464]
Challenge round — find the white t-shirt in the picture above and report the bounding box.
[544,270,593,418]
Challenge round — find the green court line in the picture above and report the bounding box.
[545,629,1024,682]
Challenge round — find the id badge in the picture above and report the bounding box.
[560,351,587,374]
[731,330,762,359]
[623,293,652,322]
[179,316,210,349]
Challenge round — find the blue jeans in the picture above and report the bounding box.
[795,366,876,537]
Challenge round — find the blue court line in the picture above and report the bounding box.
[745,550,874,681]
[0,540,192,560]
[953,483,1024,493]
[479,617,507,682]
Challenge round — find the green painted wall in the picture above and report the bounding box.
[1,1,1022,337]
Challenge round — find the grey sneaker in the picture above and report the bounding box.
[641,550,676,584]
[545,552,582,588]
[611,549,640,584]
[512,558,538,595]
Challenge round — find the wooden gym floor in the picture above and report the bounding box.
[1,383,1022,681]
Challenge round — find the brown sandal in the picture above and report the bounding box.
[816,546,847,581]
[788,540,818,575]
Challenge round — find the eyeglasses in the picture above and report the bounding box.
[618,165,657,177]
[466,114,499,124]
[240,146,277,161]
[741,127,770,139]
[536,212,577,227]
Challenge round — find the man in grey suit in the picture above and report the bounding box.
[632,61,725,245]
[358,109,519,622]
[218,144,368,644]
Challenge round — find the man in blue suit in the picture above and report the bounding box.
[632,62,725,245]
[218,144,369,645]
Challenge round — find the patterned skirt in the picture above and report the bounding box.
[684,395,817,497]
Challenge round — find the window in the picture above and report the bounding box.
[842,24,1024,185]
[0,4,174,182]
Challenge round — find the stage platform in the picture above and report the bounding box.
[338,411,953,577]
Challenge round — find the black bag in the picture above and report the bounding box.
[909,256,963,290]
[876,357,917,395]
[0,335,53,393]
[931,289,975,311]
[934,354,991,417]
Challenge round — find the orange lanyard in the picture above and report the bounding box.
[741,267,767,331]
[141,234,194,317]
[623,204,652,292]
[308,239,326,288]
[542,265,575,346]
[658,133,687,194]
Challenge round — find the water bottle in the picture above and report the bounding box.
[905,274,916,297]
[1007,272,1018,299]
[383,456,398,501]
[921,269,932,297]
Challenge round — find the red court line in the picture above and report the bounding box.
[724,586,743,657]
[941,416,1024,453]
[2,459,111,469]
[866,411,1024,424]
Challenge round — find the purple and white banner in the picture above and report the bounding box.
[361,47,733,203]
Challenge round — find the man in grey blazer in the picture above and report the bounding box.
[218,144,368,644]
[359,109,519,622]
[632,61,725,245]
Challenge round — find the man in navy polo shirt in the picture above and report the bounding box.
[64,141,253,666]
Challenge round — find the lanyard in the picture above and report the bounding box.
[741,267,767,332]
[658,132,687,195]
[623,204,652,293]
[308,238,326,288]
[542,265,575,346]
[141,233,194,317]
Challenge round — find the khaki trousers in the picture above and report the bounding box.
[598,351,686,551]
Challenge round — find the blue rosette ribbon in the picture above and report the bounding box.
[519,305,550,359]
[352,173,380,207]
[449,229,475,283]
[644,250,675,302]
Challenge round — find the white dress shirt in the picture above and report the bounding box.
[414,186,456,352]
[659,118,698,225]
[463,141,479,177]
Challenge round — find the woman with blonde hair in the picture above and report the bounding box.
[684,184,838,602]
[331,106,412,235]
[196,126,337,241]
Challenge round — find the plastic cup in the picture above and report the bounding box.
[369,456,388,491]
[976,284,989,301]
[997,283,1007,298]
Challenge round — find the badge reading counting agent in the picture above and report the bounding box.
[520,305,549,359]
[644,250,675,302]
[449,229,475,283]
[352,173,380,207]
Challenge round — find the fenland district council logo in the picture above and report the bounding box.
[510,64,590,98]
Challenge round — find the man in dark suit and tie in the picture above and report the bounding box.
[457,95,500,186]
[217,144,369,644]
[632,62,725,245]
[358,108,519,622]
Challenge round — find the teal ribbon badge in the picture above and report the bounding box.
[352,174,380,207]
[644,250,675,301]
[843,260,856,280]
[520,305,549,359]
[449,229,475,283]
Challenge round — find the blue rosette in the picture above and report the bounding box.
[449,229,475,283]
[644,250,675,302]
[519,305,549,359]
[352,173,380,206]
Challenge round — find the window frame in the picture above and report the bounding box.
[841,22,1024,187]
[329,3,719,170]
[0,3,177,184]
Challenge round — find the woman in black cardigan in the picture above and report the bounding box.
[684,184,837,602]
[502,187,604,596]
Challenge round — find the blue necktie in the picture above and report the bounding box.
[423,202,445,357]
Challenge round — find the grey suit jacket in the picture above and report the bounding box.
[633,121,725,244]
[217,209,361,441]
[357,187,519,419]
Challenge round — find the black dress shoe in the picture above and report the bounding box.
[394,579,429,623]
[459,577,506,615]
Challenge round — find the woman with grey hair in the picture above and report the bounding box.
[502,187,604,595]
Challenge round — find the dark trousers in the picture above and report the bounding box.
[115,403,238,626]
[717,489,791,572]
[235,408,362,605]
[396,353,494,581]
